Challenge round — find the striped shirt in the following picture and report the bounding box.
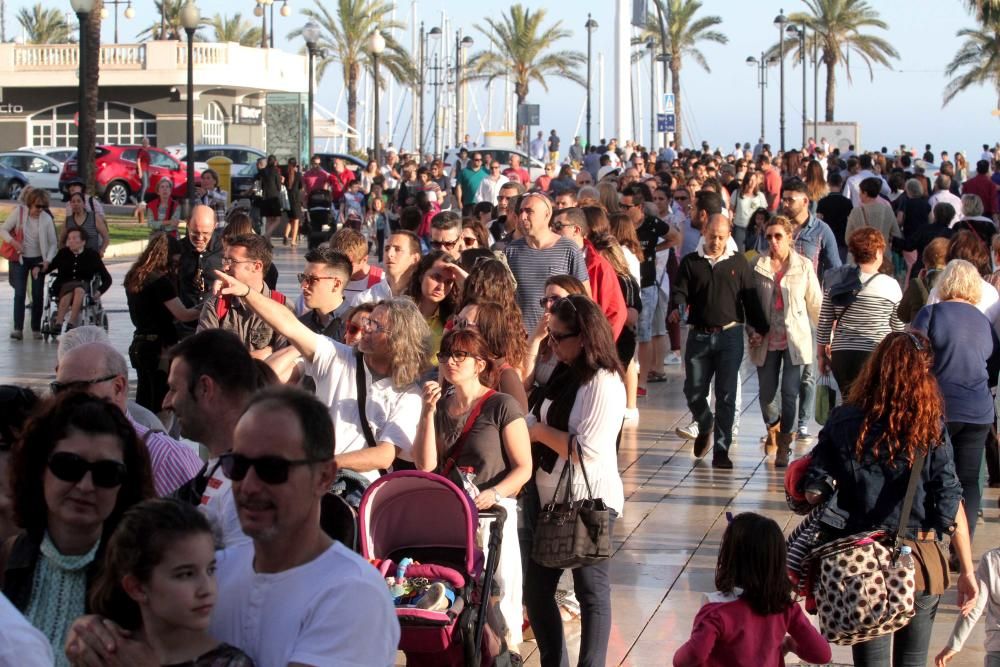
[504,236,590,331]
[128,413,204,497]
[816,271,903,353]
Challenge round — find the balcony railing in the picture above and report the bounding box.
[14,43,146,70]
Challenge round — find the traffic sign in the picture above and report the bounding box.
[657,114,675,133]
[663,94,675,114]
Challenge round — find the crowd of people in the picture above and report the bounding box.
[2,134,1000,666]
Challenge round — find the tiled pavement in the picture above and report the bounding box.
[1,243,995,666]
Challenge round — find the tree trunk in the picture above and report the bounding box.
[515,91,526,152]
[824,56,836,122]
[671,61,681,150]
[346,63,359,153]
[82,1,102,193]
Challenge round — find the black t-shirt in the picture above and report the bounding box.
[635,215,669,287]
[434,392,523,491]
[127,273,180,344]
[815,193,853,248]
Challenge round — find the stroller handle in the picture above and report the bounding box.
[476,505,507,530]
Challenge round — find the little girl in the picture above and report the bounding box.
[935,546,1000,666]
[90,498,254,666]
[673,512,831,667]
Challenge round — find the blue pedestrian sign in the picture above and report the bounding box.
[662,94,675,114]
[657,114,675,133]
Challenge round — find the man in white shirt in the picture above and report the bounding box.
[476,160,509,206]
[529,131,546,161]
[66,387,400,667]
[842,154,890,207]
[929,174,963,221]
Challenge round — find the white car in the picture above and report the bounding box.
[0,151,62,193]
[164,144,266,176]
[18,146,77,165]
[442,147,545,186]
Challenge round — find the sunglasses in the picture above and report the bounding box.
[50,373,119,395]
[297,273,337,287]
[538,294,561,310]
[48,451,127,488]
[550,221,577,232]
[439,350,481,363]
[462,236,478,245]
[765,233,785,240]
[430,239,459,249]
[220,452,328,485]
[363,318,391,335]
[345,320,367,337]
[546,327,579,343]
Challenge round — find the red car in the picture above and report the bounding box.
[59,144,198,206]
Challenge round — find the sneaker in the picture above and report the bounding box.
[712,451,734,469]
[9,330,22,340]
[647,371,668,383]
[637,387,647,397]
[31,330,43,340]
[693,431,712,458]
[664,351,682,365]
[676,421,699,440]
[624,408,639,421]
[795,427,813,445]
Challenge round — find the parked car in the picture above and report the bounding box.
[20,146,77,165]
[165,144,266,176]
[0,164,28,201]
[59,145,198,206]
[230,162,259,202]
[442,147,545,185]
[0,151,62,194]
[312,153,366,173]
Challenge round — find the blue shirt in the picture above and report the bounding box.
[912,301,1000,424]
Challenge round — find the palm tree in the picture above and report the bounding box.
[969,0,1000,23]
[17,3,74,44]
[943,22,1000,109]
[136,0,201,41]
[634,0,727,149]
[287,0,415,154]
[466,5,585,149]
[774,0,898,122]
[81,0,103,192]
[207,13,262,47]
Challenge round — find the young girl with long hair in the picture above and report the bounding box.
[674,512,831,667]
[91,498,254,666]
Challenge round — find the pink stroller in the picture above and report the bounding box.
[358,470,516,666]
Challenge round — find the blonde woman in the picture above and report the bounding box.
[1,187,57,339]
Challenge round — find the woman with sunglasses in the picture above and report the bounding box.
[453,300,529,411]
[342,303,376,347]
[2,187,58,340]
[523,294,626,667]
[414,328,532,647]
[522,275,587,393]
[2,392,154,663]
[750,216,822,467]
[800,332,977,666]
[407,250,465,363]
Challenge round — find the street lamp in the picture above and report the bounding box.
[369,30,386,165]
[646,39,655,150]
[181,0,199,211]
[103,0,135,44]
[774,9,788,151]
[303,20,321,159]
[746,53,772,143]
[418,24,441,158]
[69,0,95,186]
[787,24,807,148]
[255,0,275,49]
[454,32,473,148]
[427,27,443,156]
[585,14,598,147]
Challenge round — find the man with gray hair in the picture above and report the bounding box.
[53,341,203,496]
[929,173,962,221]
[429,210,465,260]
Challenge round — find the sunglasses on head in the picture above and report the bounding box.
[48,451,127,488]
[50,373,119,395]
[220,452,328,485]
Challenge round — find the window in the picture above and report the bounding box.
[27,157,50,173]
[201,103,226,145]
[150,151,179,170]
[28,102,156,148]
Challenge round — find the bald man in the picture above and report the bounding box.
[178,205,224,328]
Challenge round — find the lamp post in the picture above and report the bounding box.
[303,20,321,159]
[774,9,788,152]
[101,0,135,44]
[418,25,441,158]
[454,31,473,149]
[369,30,386,165]
[585,14,597,147]
[646,39,655,150]
[787,24,807,148]
[745,53,769,143]
[254,0,270,48]
[69,0,95,186]
[812,31,819,141]
[181,0,199,211]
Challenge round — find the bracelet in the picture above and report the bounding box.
[242,284,252,298]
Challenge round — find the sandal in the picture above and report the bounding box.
[647,371,668,383]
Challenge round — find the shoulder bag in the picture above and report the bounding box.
[531,438,611,569]
[1,207,25,262]
[440,389,496,479]
[355,351,387,477]
[803,450,926,646]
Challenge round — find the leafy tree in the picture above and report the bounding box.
[944,22,1000,108]
[207,13,262,47]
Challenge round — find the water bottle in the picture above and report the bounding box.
[897,545,915,570]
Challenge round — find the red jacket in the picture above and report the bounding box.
[584,240,626,340]
[963,173,999,216]
[328,169,356,202]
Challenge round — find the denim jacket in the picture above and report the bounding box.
[803,404,962,538]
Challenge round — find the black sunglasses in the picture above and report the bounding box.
[220,452,328,485]
[439,350,481,363]
[50,373,119,395]
[430,239,459,249]
[48,451,127,488]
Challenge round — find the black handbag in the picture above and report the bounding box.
[531,438,611,569]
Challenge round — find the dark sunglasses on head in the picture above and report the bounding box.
[48,451,127,488]
[50,373,119,395]
[220,452,328,485]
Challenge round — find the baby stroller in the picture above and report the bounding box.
[40,273,108,342]
[306,189,335,249]
[359,471,515,667]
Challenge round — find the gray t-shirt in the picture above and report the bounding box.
[504,236,589,331]
[435,391,523,491]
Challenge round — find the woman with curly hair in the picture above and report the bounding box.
[801,332,977,666]
[2,392,155,663]
[459,257,518,314]
[124,234,201,412]
[454,300,528,411]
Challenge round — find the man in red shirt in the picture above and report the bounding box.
[302,154,331,194]
[327,158,356,204]
[962,159,999,219]
[758,154,782,212]
[502,153,530,187]
[551,207,626,339]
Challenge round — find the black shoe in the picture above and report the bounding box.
[712,452,733,469]
[693,431,712,459]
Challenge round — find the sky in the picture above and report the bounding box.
[11,0,999,157]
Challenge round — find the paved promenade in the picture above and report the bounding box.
[1,244,994,666]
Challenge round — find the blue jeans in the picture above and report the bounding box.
[851,593,939,666]
[523,516,616,667]
[757,349,802,433]
[731,225,747,252]
[10,256,43,332]
[947,420,991,541]
[683,326,743,454]
[798,358,817,429]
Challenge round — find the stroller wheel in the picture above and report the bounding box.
[101,313,109,331]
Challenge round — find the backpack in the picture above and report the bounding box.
[215,288,286,321]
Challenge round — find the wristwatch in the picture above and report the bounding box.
[493,487,505,504]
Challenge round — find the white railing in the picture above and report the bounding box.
[176,43,228,66]
[13,43,146,70]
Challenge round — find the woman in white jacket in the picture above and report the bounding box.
[1,187,57,339]
[750,215,822,467]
